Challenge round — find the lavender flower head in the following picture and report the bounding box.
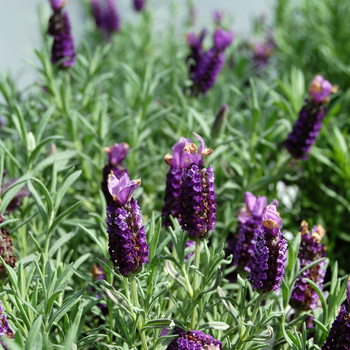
[249,205,287,293]
[234,192,267,273]
[0,214,17,278]
[166,329,222,350]
[321,277,350,349]
[284,76,336,160]
[1,174,30,214]
[106,173,148,277]
[0,301,14,348]
[47,0,75,68]
[133,0,145,12]
[91,0,120,36]
[213,10,223,25]
[290,221,327,311]
[180,133,216,241]
[162,137,192,227]
[192,28,234,95]
[102,143,129,204]
[186,29,208,77]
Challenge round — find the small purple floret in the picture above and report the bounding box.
[90,0,120,36]
[166,329,222,350]
[309,76,333,103]
[106,174,148,277]
[186,29,208,77]
[0,301,15,348]
[162,137,192,227]
[249,205,287,293]
[133,0,145,12]
[180,133,216,241]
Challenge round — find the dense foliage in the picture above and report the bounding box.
[0,0,349,349]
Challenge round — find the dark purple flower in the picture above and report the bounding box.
[106,174,148,277]
[321,277,350,350]
[0,214,17,278]
[102,143,129,204]
[249,205,287,293]
[234,192,267,273]
[1,175,30,214]
[180,133,216,242]
[290,221,327,311]
[186,29,208,77]
[192,28,234,95]
[284,76,335,160]
[47,0,75,68]
[90,0,120,36]
[133,0,145,12]
[212,104,228,137]
[162,137,192,227]
[0,301,15,349]
[166,329,222,350]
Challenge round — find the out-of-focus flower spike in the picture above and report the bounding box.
[284,76,336,160]
[133,0,145,12]
[186,29,208,77]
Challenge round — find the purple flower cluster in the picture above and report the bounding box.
[249,205,287,293]
[106,174,148,277]
[102,143,129,204]
[234,192,267,273]
[133,0,145,12]
[47,0,75,68]
[180,133,216,241]
[1,172,29,214]
[0,301,14,349]
[186,30,208,78]
[91,0,120,36]
[0,214,17,278]
[290,221,327,311]
[192,28,234,95]
[166,329,222,350]
[321,277,350,349]
[284,76,335,160]
[162,137,191,227]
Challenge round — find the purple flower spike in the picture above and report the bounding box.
[0,214,17,278]
[192,28,233,95]
[102,143,129,204]
[321,303,350,349]
[253,42,274,67]
[284,76,336,160]
[47,1,75,68]
[106,174,148,277]
[309,76,334,103]
[0,301,15,349]
[186,29,208,77]
[180,133,216,241]
[133,0,145,12]
[90,0,120,36]
[213,10,223,25]
[249,205,287,293]
[234,192,268,273]
[166,329,222,350]
[1,175,30,214]
[162,137,192,227]
[290,221,327,311]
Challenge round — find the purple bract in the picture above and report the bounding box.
[249,205,287,293]
[180,133,216,241]
[106,174,148,277]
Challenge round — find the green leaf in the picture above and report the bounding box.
[48,231,76,259]
[25,315,43,350]
[198,322,229,331]
[49,201,81,234]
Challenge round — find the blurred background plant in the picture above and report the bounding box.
[0,0,349,348]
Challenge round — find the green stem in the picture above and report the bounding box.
[130,275,149,350]
[190,241,201,330]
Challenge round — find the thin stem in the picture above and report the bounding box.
[129,275,149,350]
[190,241,201,330]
